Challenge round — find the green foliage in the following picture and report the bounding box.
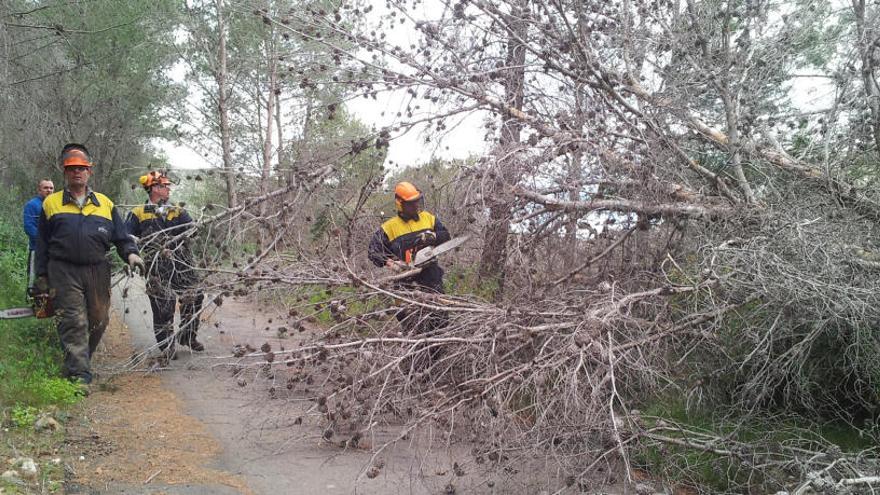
[635,397,876,491]
[10,406,38,429]
[299,286,384,327]
[310,208,332,241]
[0,0,184,199]
[444,266,498,301]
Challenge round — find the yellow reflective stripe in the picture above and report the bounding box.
[132,206,156,222]
[381,211,436,242]
[42,191,113,221]
[133,205,181,222]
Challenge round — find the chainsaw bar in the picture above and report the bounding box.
[0,307,35,319]
[414,235,469,266]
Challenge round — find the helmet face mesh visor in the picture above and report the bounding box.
[140,171,172,190]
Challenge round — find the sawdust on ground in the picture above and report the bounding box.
[63,311,252,494]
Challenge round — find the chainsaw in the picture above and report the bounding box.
[412,235,469,267]
[0,288,55,319]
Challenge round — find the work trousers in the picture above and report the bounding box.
[146,260,203,349]
[393,278,448,332]
[48,259,111,383]
[394,281,449,371]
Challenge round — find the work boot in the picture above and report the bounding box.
[163,344,178,361]
[155,326,174,352]
[70,376,91,396]
[178,332,205,352]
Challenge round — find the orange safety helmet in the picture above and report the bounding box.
[394,181,422,212]
[139,170,172,190]
[60,145,92,168]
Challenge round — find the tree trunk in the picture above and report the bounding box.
[261,48,276,199]
[477,0,528,298]
[258,41,277,249]
[275,88,286,185]
[565,150,583,271]
[853,0,880,151]
[215,0,237,209]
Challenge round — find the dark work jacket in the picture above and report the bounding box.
[36,189,137,276]
[368,211,451,292]
[127,202,198,289]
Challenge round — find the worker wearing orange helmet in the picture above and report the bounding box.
[35,143,143,385]
[368,181,451,292]
[127,170,205,356]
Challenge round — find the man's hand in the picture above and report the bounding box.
[33,275,50,294]
[418,230,437,246]
[385,259,407,273]
[127,253,145,277]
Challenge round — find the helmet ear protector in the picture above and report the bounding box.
[139,170,173,191]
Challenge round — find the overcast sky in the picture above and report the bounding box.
[156,1,837,172]
[156,1,488,171]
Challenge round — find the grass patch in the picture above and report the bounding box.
[298,285,386,326]
[0,210,82,415]
[0,424,68,493]
[0,201,75,494]
[443,265,498,300]
[633,396,877,492]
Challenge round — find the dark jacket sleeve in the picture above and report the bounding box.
[432,217,451,246]
[368,228,394,267]
[112,206,138,260]
[175,209,194,234]
[171,209,195,254]
[23,199,39,242]
[35,210,49,277]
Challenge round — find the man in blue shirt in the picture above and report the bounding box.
[23,179,55,289]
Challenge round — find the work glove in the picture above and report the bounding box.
[418,230,437,246]
[126,253,146,277]
[33,275,50,294]
[385,259,407,273]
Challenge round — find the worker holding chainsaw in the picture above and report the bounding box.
[368,181,452,293]
[127,170,205,356]
[368,181,454,351]
[35,144,144,385]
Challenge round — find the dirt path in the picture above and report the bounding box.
[62,279,251,495]
[67,277,617,494]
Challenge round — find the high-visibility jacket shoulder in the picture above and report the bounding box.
[36,190,137,275]
[127,203,192,238]
[381,211,437,242]
[128,202,198,284]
